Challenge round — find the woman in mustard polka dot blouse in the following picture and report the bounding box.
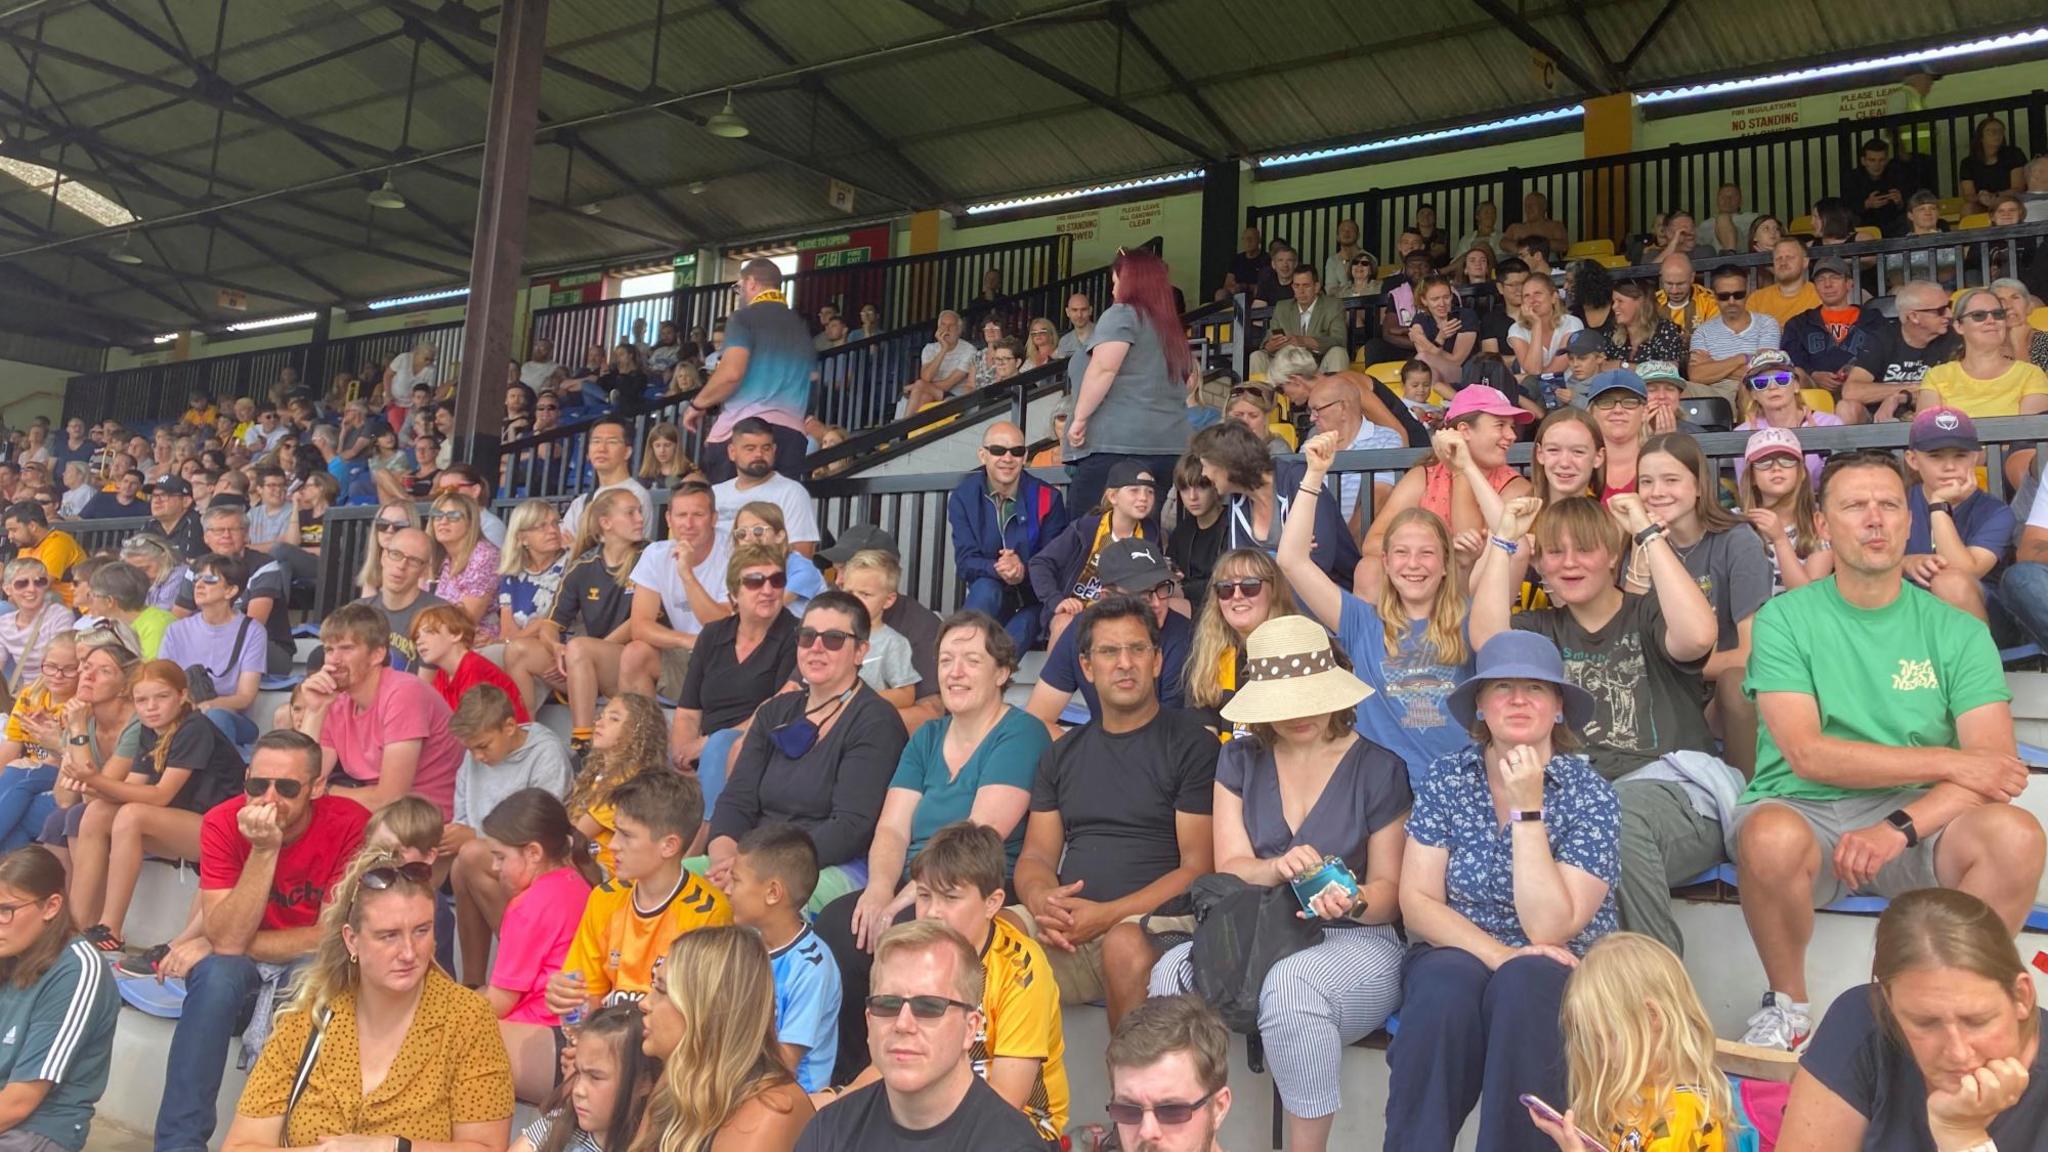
[223,848,514,1152]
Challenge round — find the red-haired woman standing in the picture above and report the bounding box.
[1064,247,1192,515]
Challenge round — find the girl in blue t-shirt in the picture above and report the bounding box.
[1282,433,1472,786]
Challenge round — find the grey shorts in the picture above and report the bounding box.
[1729,787,1944,907]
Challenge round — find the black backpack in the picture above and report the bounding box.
[1180,873,1321,1033]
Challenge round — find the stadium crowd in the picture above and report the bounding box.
[0,116,2044,1152]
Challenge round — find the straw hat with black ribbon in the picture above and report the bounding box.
[1219,616,1373,726]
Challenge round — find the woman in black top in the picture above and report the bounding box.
[594,344,650,404]
[504,487,644,725]
[64,660,245,952]
[671,544,799,817]
[1604,281,1687,368]
[1959,116,2028,212]
[703,592,908,916]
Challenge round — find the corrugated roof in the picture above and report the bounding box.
[0,0,2040,342]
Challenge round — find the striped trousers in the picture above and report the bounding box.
[1148,923,1404,1119]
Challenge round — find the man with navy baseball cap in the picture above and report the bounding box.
[1023,537,1194,738]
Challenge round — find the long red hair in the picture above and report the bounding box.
[1111,248,1191,383]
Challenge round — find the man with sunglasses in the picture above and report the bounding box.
[949,421,1070,650]
[1105,995,1233,1152]
[1840,279,1959,424]
[1023,540,1195,738]
[150,729,369,1152]
[795,920,1043,1152]
[1687,265,1782,401]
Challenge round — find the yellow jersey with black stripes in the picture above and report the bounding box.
[968,917,1068,1140]
[563,869,732,1005]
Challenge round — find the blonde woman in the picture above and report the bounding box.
[224,849,513,1152]
[506,488,643,749]
[1024,317,1060,370]
[492,499,569,688]
[638,423,689,488]
[1181,549,1297,726]
[357,500,423,598]
[0,558,75,694]
[425,491,503,641]
[636,927,810,1152]
[0,633,78,851]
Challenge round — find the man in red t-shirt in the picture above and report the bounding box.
[151,729,369,1152]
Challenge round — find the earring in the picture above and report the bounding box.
[347,953,358,965]
[1474,710,1485,721]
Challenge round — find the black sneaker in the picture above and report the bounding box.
[112,944,169,979]
[82,924,126,954]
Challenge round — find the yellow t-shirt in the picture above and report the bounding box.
[4,687,58,766]
[1746,282,1821,326]
[971,917,1069,1140]
[562,869,732,1005]
[1921,359,2048,418]
[1599,1085,1728,1152]
[27,531,85,607]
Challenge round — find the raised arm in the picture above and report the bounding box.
[1610,494,1717,661]
[1468,495,1542,651]
[1279,432,1347,627]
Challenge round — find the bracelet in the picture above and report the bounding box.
[1297,484,1322,498]
[1633,522,1667,546]
[1489,534,1519,556]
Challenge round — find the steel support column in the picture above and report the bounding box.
[454,0,548,481]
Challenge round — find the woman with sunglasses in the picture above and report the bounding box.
[157,553,267,749]
[492,500,569,705]
[1918,287,2048,418]
[425,492,503,644]
[356,500,423,598]
[224,848,514,1152]
[41,643,137,872]
[637,927,811,1152]
[0,559,75,697]
[507,488,644,748]
[1182,549,1299,731]
[1340,251,1381,300]
[65,661,246,953]
[1733,350,1841,485]
[1024,317,1060,371]
[1223,385,1293,454]
[0,846,120,1152]
[636,422,690,489]
[702,592,909,916]
[671,544,799,816]
[731,501,824,617]
[0,635,78,852]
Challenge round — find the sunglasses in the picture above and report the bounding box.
[244,776,305,799]
[427,509,468,522]
[360,861,434,892]
[193,573,226,586]
[1751,455,1802,472]
[1959,308,2007,324]
[10,577,48,590]
[1229,386,1271,399]
[1106,1090,1220,1128]
[1714,290,1747,302]
[375,521,408,534]
[1590,394,1645,410]
[982,444,1028,458]
[797,627,856,651]
[865,994,977,1021]
[740,571,789,591]
[1212,578,1267,601]
[1746,371,1796,389]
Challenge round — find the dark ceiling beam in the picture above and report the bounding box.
[89,26,410,137]
[891,0,1221,162]
[1618,0,1684,75]
[1467,0,1605,94]
[1105,3,1245,158]
[1563,7,1623,91]
[707,0,947,205]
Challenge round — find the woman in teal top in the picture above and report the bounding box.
[810,609,1050,1078]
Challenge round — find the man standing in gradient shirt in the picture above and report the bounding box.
[687,256,817,482]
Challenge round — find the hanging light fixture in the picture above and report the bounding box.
[107,232,144,264]
[705,91,749,139]
[367,173,407,210]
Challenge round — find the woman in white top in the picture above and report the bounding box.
[1507,276,1582,379]
[382,341,440,414]
[0,559,76,697]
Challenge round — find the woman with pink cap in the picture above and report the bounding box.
[1738,427,1833,592]
[1360,385,1533,597]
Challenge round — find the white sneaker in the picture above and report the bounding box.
[1740,990,1812,1051]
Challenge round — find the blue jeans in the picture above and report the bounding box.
[1385,945,1571,1152]
[0,764,57,854]
[1998,563,2048,648]
[203,708,258,757]
[155,954,268,1152]
[698,728,745,815]
[963,576,1044,650]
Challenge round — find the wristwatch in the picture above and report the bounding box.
[1509,809,1545,824]
[1884,808,1921,848]
[67,735,89,747]
[1927,501,1954,517]
[1633,522,1666,546]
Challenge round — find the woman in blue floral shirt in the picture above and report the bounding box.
[1385,631,1621,1152]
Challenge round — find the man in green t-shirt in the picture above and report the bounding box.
[1732,449,2042,1052]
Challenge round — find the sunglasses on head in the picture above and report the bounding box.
[244,776,305,799]
[1213,578,1267,600]
[1105,1091,1220,1128]
[982,444,1027,458]
[865,994,976,1021]
[1746,371,1796,390]
[740,571,789,591]
[360,861,434,892]
[796,627,856,651]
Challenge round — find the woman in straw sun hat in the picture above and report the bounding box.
[1148,614,1410,1152]
[1384,630,1622,1152]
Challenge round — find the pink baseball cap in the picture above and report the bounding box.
[1443,384,1534,426]
[1743,426,1803,465]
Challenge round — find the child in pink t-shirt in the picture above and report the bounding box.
[482,788,599,1104]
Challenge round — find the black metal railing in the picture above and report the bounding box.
[1249,90,2048,268]
[495,390,703,502]
[317,322,468,403]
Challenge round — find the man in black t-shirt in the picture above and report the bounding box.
[1014,594,1216,1027]
[797,921,1042,1152]
[1840,279,1959,424]
[1477,257,1531,357]
[145,476,206,560]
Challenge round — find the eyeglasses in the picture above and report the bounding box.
[1590,394,1645,411]
[40,663,78,677]
[1751,455,1802,472]
[375,520,408,534]
[865,994,977,1021]
[10,577,48,590]
[427,509,468,522]
[732,525,778,542]
[1959,308,2007,324]
[1213,578,1267,601]
[360,861,434,892]
[1088,641,1157,661]
[1746,371,1796,390]
[0,899,38,926]
[244,776,305,799]
[381,548,429,568]
[1714,290,1747,302]
[1105,1090,1220,1127]
[740,571,789,591]
[982,444,1028,458]
[797,627,856,651]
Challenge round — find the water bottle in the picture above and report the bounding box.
[560,970,586,1028]
[1060,1123,1109,1151]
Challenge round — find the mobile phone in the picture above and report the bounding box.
[1518,1094,1607,1152]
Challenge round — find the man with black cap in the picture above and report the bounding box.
[820,524,943,731]
[79,468,146,519]
[145,475,206,560]
[1780,256,1885,400]
[1023,537,1193,739]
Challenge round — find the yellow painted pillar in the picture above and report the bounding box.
[1581,92,1636,246]
[908,209,942,255]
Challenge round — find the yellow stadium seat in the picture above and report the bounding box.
[1960,212,1992,229]
[1788,215,1815,236]
[1268,422,1299,451]
[2030,305,2048,333]
[1593,254,1629,269]
[1940,196,1967,219]
[1362,361,1405,385]
[1854,226,1881,241]
[908,401,957,439]
[1800,388,1835,414]
[1565,238,1615,259]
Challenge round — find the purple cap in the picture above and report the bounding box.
[1909,406,1979,453]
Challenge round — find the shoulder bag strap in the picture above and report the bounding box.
[212,616,254,681]
[283,1007,330,1130]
